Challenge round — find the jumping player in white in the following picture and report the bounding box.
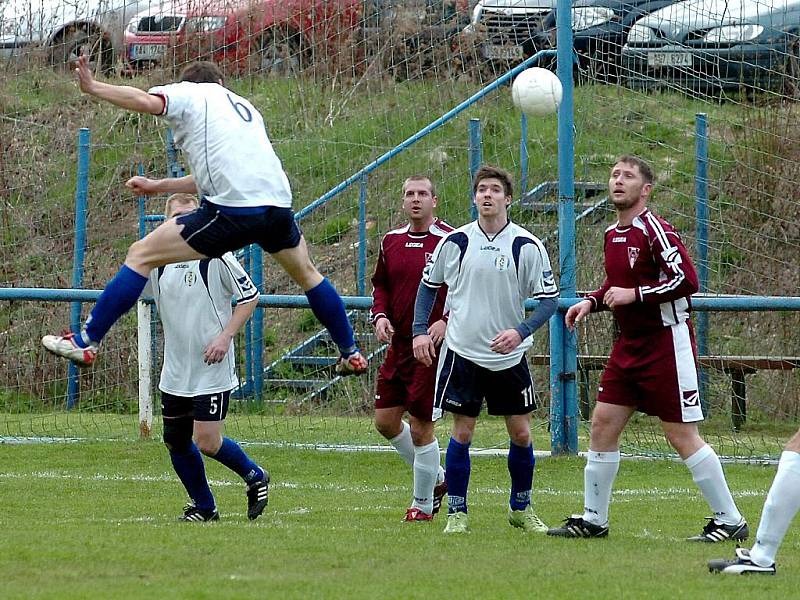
[413,165,558,534]
[42,56,367,377]
[148,194,267,522]
[547,155,747,542]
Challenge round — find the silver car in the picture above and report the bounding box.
[0,0,153,73]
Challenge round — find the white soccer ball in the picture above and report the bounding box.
[511,68,563,117]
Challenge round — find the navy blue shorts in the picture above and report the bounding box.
[176,200,302,258]
[161,390,231,422]
[433,349,536,418]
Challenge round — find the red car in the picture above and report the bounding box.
[123,0,360,74]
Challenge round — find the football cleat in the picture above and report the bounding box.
[443,511,469,534]
[42,332,98,367]
[404,507,434,522]
[708,547,776,575]
[687,518,749,543]
[335,351,368,376]
[432,476,448,515]
[179,503,219,522]
[547,515,609,538]
[508,506,548,533]
[246,472,270,520]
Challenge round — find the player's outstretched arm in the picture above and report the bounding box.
[74,54,164,115]
[126,175,197,196]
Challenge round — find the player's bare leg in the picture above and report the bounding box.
[273,237,366,375]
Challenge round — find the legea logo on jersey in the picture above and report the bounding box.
[627,247,640,269]
[184,271,196,286]
[405,242,424,248]
[494,255,509,271]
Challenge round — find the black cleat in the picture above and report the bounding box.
[688,518,749,543]
[246,471,270,520]
[179,503,219,522]
[547,515,609,538]
[708,547,776,575]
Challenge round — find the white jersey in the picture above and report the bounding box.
[149,81,293,209]
[145,253,258,396]
[422,220,558,370]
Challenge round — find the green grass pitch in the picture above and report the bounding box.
[1,440,797,599]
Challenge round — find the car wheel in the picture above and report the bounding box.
[251,27,305,76]
[782,41,800,98]
[49,25,114,75]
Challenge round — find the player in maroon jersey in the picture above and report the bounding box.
[548,155,748,541]
[371,176,452,521]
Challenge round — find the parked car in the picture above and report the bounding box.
[123,0,360,74]
[0,0,150,73]
[621,0,800,94]
[535,0,680,81]
[462,0,557,62]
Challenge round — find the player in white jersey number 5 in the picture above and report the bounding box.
[413,165,558,534]
[149,194,266,522]
[42,56,366,377]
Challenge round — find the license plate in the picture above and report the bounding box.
[131,44,166,60]
[647,51,692,67]
[484,44,524,61]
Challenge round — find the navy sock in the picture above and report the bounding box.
[445,437,471,514]
[304,278,357,356]
[80,265,148,346]
[508,440,534,511]
[209,437,264,483]
[169,443,216,512]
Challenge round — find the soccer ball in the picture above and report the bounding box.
[511,68,563,117]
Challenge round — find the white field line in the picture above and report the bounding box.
[0,436,780,464]
[0,470,769,499]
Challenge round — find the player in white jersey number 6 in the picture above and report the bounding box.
[42,55,367,377]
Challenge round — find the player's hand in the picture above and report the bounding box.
[125,176,162,196]
[74,54,97,94]
[374,317,394,344]
[490,329,522,355]
[603,287,636,309]
[412,334,436,367]
[203,333,232,364]
[427,319,446,347]
[565,299,592,330]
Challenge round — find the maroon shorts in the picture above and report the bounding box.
[375,338,436,421]
[597,321,703,423]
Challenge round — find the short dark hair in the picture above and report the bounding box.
[179,61,224,84]
[473,165,513,198]
[403,175,436,198]
[614,155,654,184]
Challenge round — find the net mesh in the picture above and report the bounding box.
[0,0,798,457]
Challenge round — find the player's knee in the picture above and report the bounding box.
[194,431,222,455]
[125,239,151,272]
[374,417,399,440]
[509,429,531,447]
[163,416,194,453]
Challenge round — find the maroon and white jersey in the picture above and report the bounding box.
[586,208,699,338]
[371,218,453,340]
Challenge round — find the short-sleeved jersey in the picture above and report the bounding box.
[421,220,558,371]
[586,208,699,338]
[370,218,453,340]
[145,253,258,396]
[148,81,292,209]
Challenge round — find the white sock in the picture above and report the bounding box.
[411,440,440,514]
[388,421,415,467]
[582,450,620,526]
[684,444,742,525]
[750,451,800,567]
[437,465,446,485]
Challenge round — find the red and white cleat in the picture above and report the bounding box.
[404,507,434,522]
[335,351,368,376]
[42,332,98,367]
